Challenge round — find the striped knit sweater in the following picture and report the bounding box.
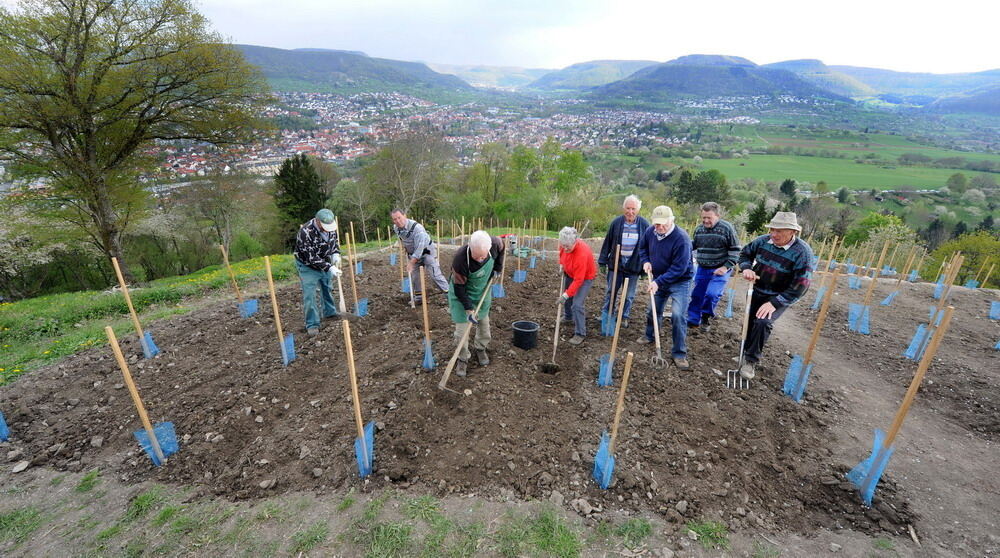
[692,219,740,268]
[737,234,814,308]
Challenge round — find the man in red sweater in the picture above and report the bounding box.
[558,226,597,345]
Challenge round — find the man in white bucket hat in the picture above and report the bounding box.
[736,211,814,380]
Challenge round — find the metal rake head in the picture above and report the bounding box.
[726,369,749,389]
[650,354,667,368]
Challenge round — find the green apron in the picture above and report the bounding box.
[448,250,494,322]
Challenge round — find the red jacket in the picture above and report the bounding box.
[559,239,597,297]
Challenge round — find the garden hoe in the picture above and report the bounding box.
[647,273,667,368]
[438,277,495,393]
[541,267,564,375]
[727,282,754,390]
[593,352,634,489]
[219,244,258,318]
[106,326,178,466]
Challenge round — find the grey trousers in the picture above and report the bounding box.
[453,315,491,362]
[562,274,593,337]
[410,244,449,296]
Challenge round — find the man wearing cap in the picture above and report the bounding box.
[391,208,448,304]
[294,209,342,335]
[448,230,506,377]
[736,212,814,380]
[598,194,649,328]
[638,205,694,370]
[688,202,741,333]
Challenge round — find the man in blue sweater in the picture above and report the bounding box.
[737,212,814,380]
[689,202,741,333]
[598,195,650,328]
[638,205,694,370]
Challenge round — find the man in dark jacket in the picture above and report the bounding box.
[294,209,342,335]
[688,202,741,332]
[597,195,649,328]
[737,212,814,380]
[638,205,694,370]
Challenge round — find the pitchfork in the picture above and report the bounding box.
[646,272,667,367]
[727,282,754,389]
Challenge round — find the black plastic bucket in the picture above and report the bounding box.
[512,321,539,350]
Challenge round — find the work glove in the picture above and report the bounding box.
[560,292,570,301]
[330,266,342,277]
[466,311,479,324]
[491,271,500,280]
[331,253,342,268]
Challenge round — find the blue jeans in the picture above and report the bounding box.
[601,260,639,320]
[296,260,338,329]
[687,266,732,325]
[563,274,593,337]
[645,280,691,358]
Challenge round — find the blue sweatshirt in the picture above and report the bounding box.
[639,225,694,288]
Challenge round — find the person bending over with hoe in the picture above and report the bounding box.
[736,212,814,380]
[558,226,596,345]
[688,201,741,333]
[597,194,649,329]
[294,209,342,336]
[638,206,694,370]
[392,208,449,304]
[447,230,505,377]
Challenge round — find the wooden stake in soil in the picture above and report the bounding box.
[219,245,245,305]
[263,256,285,347]
[346,233,361,310]
[341,320,373,476]
[785,267,841,401]
[861,240,891,307]
[105,325,166,464]
[110,257,159,358]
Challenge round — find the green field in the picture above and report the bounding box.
[683,154,993,191]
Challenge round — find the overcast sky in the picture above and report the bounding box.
[91,1,1000,73]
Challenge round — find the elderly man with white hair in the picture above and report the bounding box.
[598,194,649,329]
[558,226,597,345]
[446,230,506,377]
[638,206,694,370]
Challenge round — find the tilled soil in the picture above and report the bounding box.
[8,245,998,540]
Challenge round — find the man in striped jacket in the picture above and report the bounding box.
[688,202,741,333]
[736,212,813,380]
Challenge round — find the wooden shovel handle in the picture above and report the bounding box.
[110,257,144,339]
[263,256,285,345]
[341,321,366,439]
[106,326,165,463]
[608,352,635,453]
[219,245,244,304]
[439,277,495,390]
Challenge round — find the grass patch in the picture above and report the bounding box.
[49,475,65,486]
[123,487,166,523]
[290,521,329,554]
[615,518,652,548]
[337,494,356,513]
[356,521,412,558]
[96,524,122,541]
[253,501,288,523]
[75,470,100,493]
[494,513,531,558]
[687,519,730,550]
[447,521,484,558]
[405,495,442,522]
[361,494,388,523]
[753,540,781,558]
[529,509,583,558]
[152,505,183,527]
[0,507,43,543]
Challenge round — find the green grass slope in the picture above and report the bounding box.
[763,59,876,98]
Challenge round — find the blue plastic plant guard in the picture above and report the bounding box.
[907,270,919,282]
[592,431,615,489]
[724,288,735,318]
[133,422,179,467]
[846,429,895,506]
[141,331,160,359]
[491,283,506,299]
[597,354,613,386]
[354,421,375,478]
[926,306,944,325]
[828,260,838,271]
[422,338,435,370]
[848,303,870,334]
[846,264,857,275]
[990,302,1000,320]
[281,333,296,366]
[355,261,363,276]
[880,291,898,306]
[903,324,927,360]
[933,282,945,299]
[810,286,827,310]
[389,252,397,266]
[963,279,978,289]
[513,270,527,283]
[994,339,1000,350]
[529,256,537,269]
[401,277,411,293]
[0,410,9,442]
[782,355,813,403]
[238,298,259,319]
[356,298,369,317]
[848,275,861,290]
